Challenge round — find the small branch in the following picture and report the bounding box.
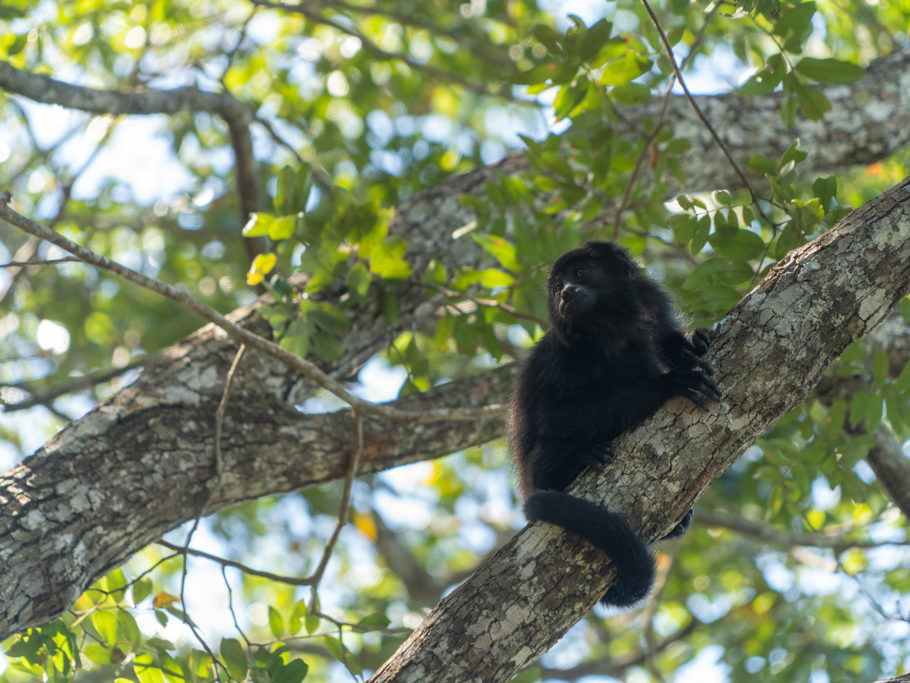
[157,539,313,586]
[866,423,910,522]
[0,59,253,122]
[425,282,548,327]
[637,0,773,227]
[695,509,908,551]
[0,195,503,424]
[0,257,82,268]
[537,617,701,680]
[2,358,147,413]
[177,516,227,680]
[213,344,246,479]
[309,408,364,606]
[612,4,720,238]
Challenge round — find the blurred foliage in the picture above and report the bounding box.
[1,0,910,681]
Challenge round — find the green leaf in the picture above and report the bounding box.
[220,638,248,681]
[472,234,519,271]
[611,82,651,104]
[310,331,343,360]
[871,349,889,387]
[305,301,350,334]
[304,611,321,635]
[273,658,309,683]
[600,54,652,86]
[131,578,153,606]
[268,215,298,241]
[134,653,167,683]
[356,612,391,629]
[242,212,274,237]
[794,82,831,119]
[849,391,866,426]
[795,57,864,84]
[91,611,119,647]
[323,635,344,660]
[897,358,910,390]
[369,236,411,280]
[690,215,711,254]
[346,261,371,298]
[268,606,285,638]
[531,24,563,55]
[117,608,141,645]
[773,2,816,39]
[781,140,808,166]
[683,257,754,290]
[275,165,311,215]
[708,228,767,261]
[864,392,883,431]
[773,221,805,258]
[381,289,398,326]
[740,67,782,97]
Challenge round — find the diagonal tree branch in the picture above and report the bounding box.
[368,176,910,681]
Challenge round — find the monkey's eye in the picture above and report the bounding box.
[552,281,563,293]
[575,268,586,278]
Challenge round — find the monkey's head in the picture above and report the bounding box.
[547,241,640,346]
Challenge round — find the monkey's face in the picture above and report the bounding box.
[547,242,639,338]
[549,266,599,321]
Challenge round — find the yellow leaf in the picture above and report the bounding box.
[352,511,377,541]
[247,252,277,285]
[153,591,179,609]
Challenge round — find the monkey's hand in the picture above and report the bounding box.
[662,366,722,409]
[583,442,616,470]
[679,328,714,374]
[658,508,694,541]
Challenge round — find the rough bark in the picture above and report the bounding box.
[1,48,910,646]
[0,319,514,639]
[368,177,910,682]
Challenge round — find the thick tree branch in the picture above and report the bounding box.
[368,176,910,682]
[0,352,514,639]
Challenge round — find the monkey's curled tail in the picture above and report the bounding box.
[524,490,655,607]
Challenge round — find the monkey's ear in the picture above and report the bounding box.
[618,252,638,278]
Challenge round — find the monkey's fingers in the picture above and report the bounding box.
[694,373,723,402]
[692,328,712,355]
[584,442,615,469]
[681,348,715,375]
[683,390,709,410]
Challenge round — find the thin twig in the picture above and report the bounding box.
[0,256,82,268]
[2,358,147,413]
[309,408,364,607]
[158,539,313,586]
[0,195,503,424]
[612,4,720,238]
[425,281,549,327]
[214,344,246,478]
[222,565,253,648]
[176,516,228,681]
[637,0,774,228]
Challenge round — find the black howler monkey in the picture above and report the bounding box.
[508,241,721,607]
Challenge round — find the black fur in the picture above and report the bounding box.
[508,241,720,607]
